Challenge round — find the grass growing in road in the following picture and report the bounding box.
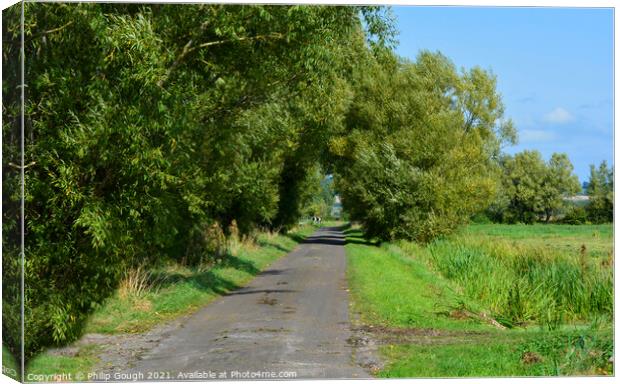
[25,224,319,380]
[345,223,613,377]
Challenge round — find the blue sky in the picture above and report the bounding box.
[392,6,614,183]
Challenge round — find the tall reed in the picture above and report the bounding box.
[412,234,612,328]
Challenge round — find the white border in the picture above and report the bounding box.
[0,1,616,384]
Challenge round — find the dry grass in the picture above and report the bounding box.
[226,234,258,257]
[261,228,280,242]
[118,264,166,300]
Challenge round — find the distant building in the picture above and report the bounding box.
[331,195,342,218]
[564,195,590,202]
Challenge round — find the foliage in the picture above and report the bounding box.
[3,2,602,368]
[334,51,515,242]
[300,167,336,219]
[561,205,589,225]
[586,161,613,223]
[489,151,581,223]
[2,3,24,375]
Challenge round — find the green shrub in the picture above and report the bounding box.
[470,212,492,224]
[561,206,589,225]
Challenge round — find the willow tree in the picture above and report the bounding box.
[333,50,516,242]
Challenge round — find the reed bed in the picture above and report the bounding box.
[399,227,613,329]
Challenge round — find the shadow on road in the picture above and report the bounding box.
[224,288,297,296]
[258,268,289,276]
[303,236,346,246]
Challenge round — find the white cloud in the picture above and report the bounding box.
[543,107,575,124]
[520,129,555,143]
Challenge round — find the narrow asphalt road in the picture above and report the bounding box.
[123,226,368,380]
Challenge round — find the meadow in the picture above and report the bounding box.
[345,223,613,377]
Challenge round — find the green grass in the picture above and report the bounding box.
[461,223,612,258]
[417,224,613,328]
[380,329,613,377]
[24,224,318,380]
[345,228,490,331]
[345,223,614,377]
[2,345,19,381]
[26,345,101,382]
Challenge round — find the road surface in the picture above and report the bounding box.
[122,226,368,380]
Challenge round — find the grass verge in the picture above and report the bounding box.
[379,329,613,377]
[345,228,491,331]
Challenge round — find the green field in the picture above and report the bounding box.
[22,224,318,380]
[345,223,613,377]
[461,223,613,258]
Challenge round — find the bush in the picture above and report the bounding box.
[470,212,492,224]
[184,222,227,266]
[561,206,589,225]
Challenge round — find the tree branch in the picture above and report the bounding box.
[8,161,36,170]
[158,32,286,87]
[157,38,195,87]
[194,32,284,50]
[3,21,74,45]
